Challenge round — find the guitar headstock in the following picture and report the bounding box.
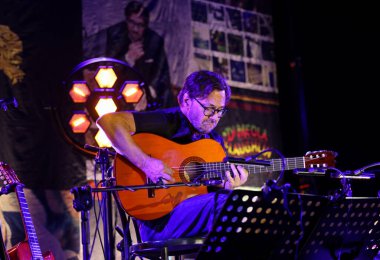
[0,162,21,195]
[304,150,338,168]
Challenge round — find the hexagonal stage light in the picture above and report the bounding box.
[69,82,91,103]
[95,97,117,117]
[95,129,113,148]
[121,81,143,103]
[56,57,145,155]
[95,66,118,89]
[69,113,91,133]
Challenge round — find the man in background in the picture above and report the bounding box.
[106,0,176,110]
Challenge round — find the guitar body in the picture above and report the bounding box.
[7,241,54,260]
[114,133,337,220]
[114,133,226,220]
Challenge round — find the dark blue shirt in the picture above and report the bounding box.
[132,107,226,151]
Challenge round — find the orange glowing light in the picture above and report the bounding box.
[94,97,117,117]
[95,67,117,88]
[95,129,112,147]
[69,113,91,133]
[121,82,143,103]
[69,82,91,103]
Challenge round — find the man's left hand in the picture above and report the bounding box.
[224,164,248,190]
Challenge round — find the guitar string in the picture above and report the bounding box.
[169,157,307,171]
[169,156,329,172]
[167,157,312,181]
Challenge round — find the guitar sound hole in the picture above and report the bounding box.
[180,159,205,183]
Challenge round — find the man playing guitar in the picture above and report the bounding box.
[97,70,249,241]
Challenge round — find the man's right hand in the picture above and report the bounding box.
[140,157,174,184]
[125,41,144,66]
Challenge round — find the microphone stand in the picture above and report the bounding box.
[84,144,116,260]
[94,147,115,260]
[71,185,93,260]
[71,182,202,260]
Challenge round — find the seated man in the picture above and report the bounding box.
[96,70,248,241]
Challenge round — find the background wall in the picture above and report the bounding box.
[274,0,380,172]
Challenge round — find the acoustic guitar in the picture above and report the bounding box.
[114,133,337,220]
[0,162,54,260]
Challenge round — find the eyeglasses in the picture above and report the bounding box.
[126,19,146,29]
[193,98,227,118]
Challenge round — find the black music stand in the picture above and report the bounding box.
[299,197,380,260]
[196,187,330,260]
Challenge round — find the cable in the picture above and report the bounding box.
[248,147,286,183]
[353,162,380,175]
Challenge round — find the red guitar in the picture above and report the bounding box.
[0,162,54,260]
[114,133,337,220]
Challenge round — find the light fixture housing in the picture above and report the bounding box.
[56,57,145,155]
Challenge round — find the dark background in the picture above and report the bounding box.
[2,0,378,190]
[274,0,380,174]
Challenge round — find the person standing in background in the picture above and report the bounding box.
[106,0,176,110]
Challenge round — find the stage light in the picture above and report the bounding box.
[94,129,113,148]
[69,82,91,103]
[95,97,117,117]
[69,113,91,133]
[56,57,145,155]
[95,67,117,89]
[121,81,143,103]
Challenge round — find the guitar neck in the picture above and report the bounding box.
[204,156,305,180]
[15,185,43,259]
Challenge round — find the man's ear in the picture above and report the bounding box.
[179,93,190,108]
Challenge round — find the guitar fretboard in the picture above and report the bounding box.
[202,157,306,180]
[16,185,43,259]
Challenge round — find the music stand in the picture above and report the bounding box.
[196,187,330,260]
[299,197,380,260]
